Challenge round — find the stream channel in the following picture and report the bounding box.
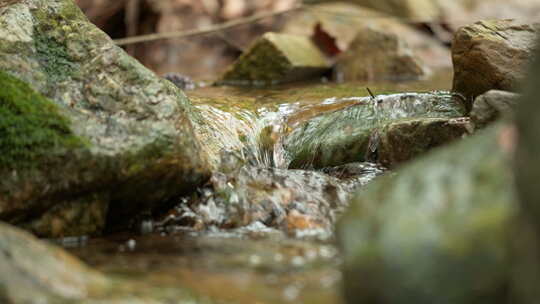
[61,70,453,304]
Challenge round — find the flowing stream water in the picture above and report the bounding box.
[64,71,454,304]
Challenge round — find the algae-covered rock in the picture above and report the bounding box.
[284,92,467,169]
[452,19,540,105]
[338,125,517,304]
[471,90,520,129]
[219,32,330,86]
[0,0,210,237]
[335,27,427,82]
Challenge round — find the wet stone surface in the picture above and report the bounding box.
[154,163,385,239]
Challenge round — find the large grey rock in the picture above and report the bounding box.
[452,19,540,106]
[284,92,468,169]
[338,125,518,304]
[219,32,330,86]
[0,0,210,237]
[471,90,520,129]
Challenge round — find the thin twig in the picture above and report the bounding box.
[366,87,376,99]
[114,5,304,46]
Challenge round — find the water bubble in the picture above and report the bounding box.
[126,239,136,251]
[283,285,300,301]
[291,256,305,267]
[319,246,338,259]
[305,249,318,261]
[140,219,153,235]
[249,254,261,266]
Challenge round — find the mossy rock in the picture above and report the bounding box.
[284,92,467,169]
[338,125,518,304]
[0,0,210,237]
[219,32,330,86]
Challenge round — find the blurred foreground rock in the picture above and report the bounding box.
[514,34,540,302]
[284,92,468,169]
[219,32,330,85]
[0,222,109,303]
[338,125,517,303]
[0,222,219,303]
[0,0,210,237]
[452,19,540,105]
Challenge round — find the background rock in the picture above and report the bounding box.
[283,2,452,71]
[470,90,520,129]
[334,27,426,82]
[219,32,330,85]
[452,19,539,106]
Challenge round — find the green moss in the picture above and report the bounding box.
[0,70,83,169]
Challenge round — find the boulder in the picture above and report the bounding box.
[0,0,210,237]
[284,92,468,169]
[452,19,540,106]
[470,90,520,129]
[219,32,330,86]
[338,125,518,304]
[335,27,426,82]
